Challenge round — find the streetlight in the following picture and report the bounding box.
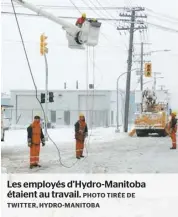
[115,72,127,133]
[144,49,171,55]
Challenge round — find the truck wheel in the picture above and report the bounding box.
[159,130,167,137]
[136,130,147,137]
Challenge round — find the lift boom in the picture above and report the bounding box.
[13,0,102,49]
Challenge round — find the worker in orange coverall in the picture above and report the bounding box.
[74,114,88,159]
[27,116,45,168]
[75,13,86,28]
[168,112,177,150]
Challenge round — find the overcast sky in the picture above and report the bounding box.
[1,0,178,108]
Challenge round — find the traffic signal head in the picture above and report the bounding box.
[40,34,48,55]
[40,93,45,103]
[49,92,54,103]
[144,63,152,77]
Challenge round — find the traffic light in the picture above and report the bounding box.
[41,93,45,103]
[49,92,54,102]
[144,63,152,77]
[40,34,48,55]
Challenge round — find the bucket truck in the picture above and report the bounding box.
[13,0,102,49]
[134,89,169,137]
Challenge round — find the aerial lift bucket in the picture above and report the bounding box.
[65,27,85,49]
[84,20,101,46]
[66,19,101,49]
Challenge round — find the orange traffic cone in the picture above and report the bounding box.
[129,128,136,137]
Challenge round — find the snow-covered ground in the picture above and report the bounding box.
[1,127,178,173]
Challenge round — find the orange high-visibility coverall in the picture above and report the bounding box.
[27,121,45,166]
[75,17,86,28]
[169,116,177,149]
[74,117,88,158]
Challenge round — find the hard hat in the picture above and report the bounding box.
[171,111,177,116]
[82,13,86,18]
[79,113,84,117]
[34,115,41,119]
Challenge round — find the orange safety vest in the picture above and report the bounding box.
[76,121,86,141]
[31,122,41,145]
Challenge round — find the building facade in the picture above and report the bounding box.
[10,89,136,128]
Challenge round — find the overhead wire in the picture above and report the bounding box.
[64,0,96,160]
[10,0,81,169]
[84,46,96,160]
[68,0,115,42]
[1,2,126,10]
[67,1,98,160]
[146,8,178,22]
[89,0,116,20]
[86,0,139,87]
[147,13,178,24]
[146,21,178,33]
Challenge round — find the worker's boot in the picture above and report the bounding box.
[80,155,84,158]
[36,164,41,167]
[30,165,35,169]
[76,157,80,159]
[170,147,176,150]
[34,164,41,167]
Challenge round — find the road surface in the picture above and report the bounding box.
[1,128,178,173]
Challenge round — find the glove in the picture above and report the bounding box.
[42,138,45,146]
[28,139,32,147]
[85,132,88,138]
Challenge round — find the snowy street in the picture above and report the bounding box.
[1,128,178,173]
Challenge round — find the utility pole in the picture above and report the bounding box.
[117,7,147,132]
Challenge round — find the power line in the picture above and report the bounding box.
[147,13,178,24]
[1,2,126,10]
[116,18,178,33]
[10,0,80,169]
[68,0,81,14]
[1,11,121,20]
[146,21,178,33]
[146,8,178,22]
[89,0,116,19]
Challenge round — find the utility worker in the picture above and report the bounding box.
[88,18,97,23]
[74,114,88,159]
[75,13,86,28]
[168,112,177,149]
[27,115,45,168]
